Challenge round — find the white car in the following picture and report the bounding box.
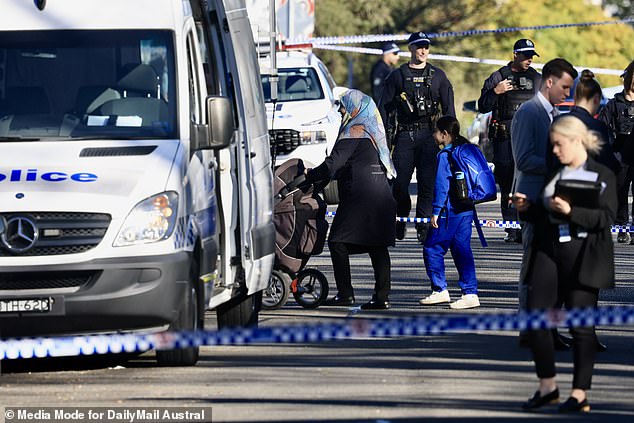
[259,51,347,169]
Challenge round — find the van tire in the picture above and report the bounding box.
[156,257,201,367]
[216,278,261,329]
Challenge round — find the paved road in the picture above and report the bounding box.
[1,202,633,422]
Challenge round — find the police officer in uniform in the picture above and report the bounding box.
[599,60,634,244]
[478,39,541,243]
[370,42,401,104]
[379,31,455,243]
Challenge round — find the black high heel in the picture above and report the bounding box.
[558,396,590,413]
[522,388,559,410]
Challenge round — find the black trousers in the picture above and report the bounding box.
[328,241,391,301]
[493,162,519,232]
[526,236,599,390]
[391,127,437,219]
[615,163,634,225]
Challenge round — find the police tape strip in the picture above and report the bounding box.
[325,212,634,233]
[287,18,634,46]
[1,306,633,360]
[313,44,624,76]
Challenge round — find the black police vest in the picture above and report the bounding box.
[397,64,438,122]
[495,66,538,122]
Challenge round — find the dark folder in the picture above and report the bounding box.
[554,179,601,209]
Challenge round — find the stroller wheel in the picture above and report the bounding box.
[291,268,329,309]
[262,270,291,310]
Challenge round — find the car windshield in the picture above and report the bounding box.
[261,67,324,102]
[0,30,177,140]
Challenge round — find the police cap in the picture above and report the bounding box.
[408,32,431,48]
[513,39,539,57]
[381,42,400,55]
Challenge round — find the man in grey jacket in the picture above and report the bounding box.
[511,58,577,348]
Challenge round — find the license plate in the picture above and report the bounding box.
[0,298,51,313]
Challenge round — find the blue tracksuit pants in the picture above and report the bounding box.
[423,213,478,295]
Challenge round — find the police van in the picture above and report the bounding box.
[0,0,274,365]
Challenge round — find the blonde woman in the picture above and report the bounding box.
[513,115,617,413]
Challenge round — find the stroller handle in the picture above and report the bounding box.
[278,174,308,199]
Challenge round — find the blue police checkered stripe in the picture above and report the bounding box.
[1,306,633,360]
[325,212,634,232]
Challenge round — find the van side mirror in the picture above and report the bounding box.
[205,96,234,149]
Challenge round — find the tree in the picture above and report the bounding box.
[314,0,634,128]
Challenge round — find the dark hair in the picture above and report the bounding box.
[542,58,578,81]
[435,115,469,146]
[623,60,634,91]
[574,69,602,102]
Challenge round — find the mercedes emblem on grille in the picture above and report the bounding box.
[1,216,39,253]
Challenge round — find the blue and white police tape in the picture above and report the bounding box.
[325,212,634,233]
[1,306,633,360]
[287,18,634,46]
[313,44,623,76]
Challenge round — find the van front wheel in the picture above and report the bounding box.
[216,291,261,329]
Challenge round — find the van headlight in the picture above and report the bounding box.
[114,192,178,246]
[300,130,327,145]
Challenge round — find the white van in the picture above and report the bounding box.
[0,0,274,366]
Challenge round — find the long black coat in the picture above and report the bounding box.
[523,157,616,290]
[306,137,396,247]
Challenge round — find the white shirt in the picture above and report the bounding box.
[536,91,557,122]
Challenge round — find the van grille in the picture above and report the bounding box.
[0,212,111,256]
[269,129,300,155]
[0,271,99,290]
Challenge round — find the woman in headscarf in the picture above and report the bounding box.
[305,89,397,310]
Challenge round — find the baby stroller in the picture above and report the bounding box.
[262,158,330,310]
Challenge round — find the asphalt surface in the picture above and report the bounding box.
[1,201,633,422]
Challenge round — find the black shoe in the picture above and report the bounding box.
[617,232,630,243]
[504,231,517,243]
[360,299,391,310]
[323,294,355,306]
[415,222,429,245]
[553,331,572,351]
[395,222,406,240]
[522,388,560,411]
[558,396,590,413]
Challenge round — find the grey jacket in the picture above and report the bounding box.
[510,94,552,200]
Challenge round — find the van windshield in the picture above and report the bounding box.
[0,30,177,140]
[261,68,324,102]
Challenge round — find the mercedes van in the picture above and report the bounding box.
[0,0,274,365]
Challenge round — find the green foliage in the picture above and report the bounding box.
[314,0,634,129]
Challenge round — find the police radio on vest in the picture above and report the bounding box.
[0,169,98,182]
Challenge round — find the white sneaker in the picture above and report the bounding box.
[450,294,480,309]
[419,290,450,305]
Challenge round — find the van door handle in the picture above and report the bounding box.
[249,152,256,159]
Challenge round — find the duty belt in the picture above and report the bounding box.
[398,121,432,131]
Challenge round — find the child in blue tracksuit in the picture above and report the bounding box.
[420,116,480,309]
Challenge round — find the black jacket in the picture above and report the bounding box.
[522,157,616,290]
[306,137,396,246]
[599,92,634,164]
[370,59,392,104]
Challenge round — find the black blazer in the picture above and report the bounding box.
[523,157,617,290]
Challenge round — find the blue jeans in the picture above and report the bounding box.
[423,213,478,295]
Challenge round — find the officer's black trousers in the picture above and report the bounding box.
[391,127,436,219]
[615,163,634,225]
[493,162,519,229]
